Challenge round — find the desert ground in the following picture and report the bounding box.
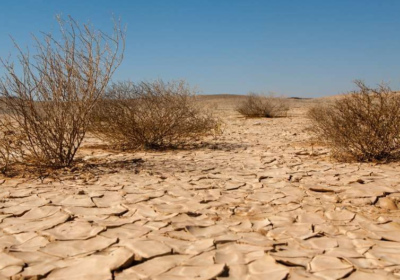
[1,95,400,280]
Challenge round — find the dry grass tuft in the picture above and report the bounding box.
[90,80,221,149]
[236,93,289,118]
[308,80,400,162]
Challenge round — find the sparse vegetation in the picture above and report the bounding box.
[308,80,400,162]
[90,80,221,149]
[0,15,125,170]
[236,92,289,118]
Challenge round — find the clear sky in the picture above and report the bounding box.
[0,0,399,97]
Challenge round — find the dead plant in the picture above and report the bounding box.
[236,92,289,118]
[90,80,221,149]
[0,15,125,169]
[307,80,400,162]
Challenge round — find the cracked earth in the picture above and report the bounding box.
[1,97,400,280]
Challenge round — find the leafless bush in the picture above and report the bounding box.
[236,93,289,118]
[0,15,125,169]
[308,80,400,162]
[90,80,221,149]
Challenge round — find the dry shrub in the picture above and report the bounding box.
[0,15,125,170]
[308,80,400,162]
[236,92,289,118]
[90,80,221,149]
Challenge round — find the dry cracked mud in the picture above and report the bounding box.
[1,97,400,280]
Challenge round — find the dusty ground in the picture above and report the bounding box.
[1,96,400,280]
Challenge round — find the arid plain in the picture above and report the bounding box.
[1,95,400,280]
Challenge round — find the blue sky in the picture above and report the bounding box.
[0,0,399,97]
